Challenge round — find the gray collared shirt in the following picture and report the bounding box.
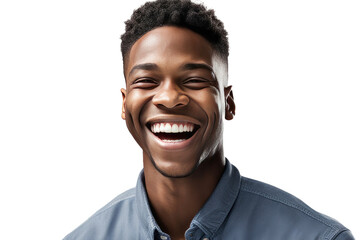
[64,160,354,240]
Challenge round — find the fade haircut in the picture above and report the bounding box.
[120,0,229,75]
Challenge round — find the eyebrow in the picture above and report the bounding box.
[128,63,159,78]
[180,63,214,73]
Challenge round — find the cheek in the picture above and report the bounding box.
[125,91,148,129]
[193,88,223,117]
[124,91,152,148]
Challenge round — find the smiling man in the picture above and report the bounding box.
[64,0,354,240]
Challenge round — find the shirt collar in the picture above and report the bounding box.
[135,159,241,239]
[135,171,164,239]
[190,159,241,237]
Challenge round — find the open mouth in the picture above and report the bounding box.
[146,122,200,143]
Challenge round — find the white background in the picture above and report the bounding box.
[0,0,359,239]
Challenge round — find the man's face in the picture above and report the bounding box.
[122,26,234,177]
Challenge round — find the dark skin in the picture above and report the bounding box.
[121,26,235,240]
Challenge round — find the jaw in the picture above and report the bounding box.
[142,122,204,177]
[142,123,224,178]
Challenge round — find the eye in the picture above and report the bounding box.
[183,78,210,89]
[132,78,158,88]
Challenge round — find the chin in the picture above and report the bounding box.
[150,155,200,178]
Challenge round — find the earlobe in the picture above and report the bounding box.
[121,88,126,120]
[224,86,235,120]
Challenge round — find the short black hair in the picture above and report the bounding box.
[121,0,229,68]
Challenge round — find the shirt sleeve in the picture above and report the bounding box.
[333,230,355,240]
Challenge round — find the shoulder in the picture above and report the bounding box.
[92,187,136,217]
[63,188,137,240]
[233,177,352,240]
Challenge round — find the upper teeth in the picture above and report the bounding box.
[150,122,195,133]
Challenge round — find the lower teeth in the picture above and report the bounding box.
[162,139,186,143]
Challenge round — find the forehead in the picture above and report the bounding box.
[125,26,214,76]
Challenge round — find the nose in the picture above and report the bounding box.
[152,80,189,109]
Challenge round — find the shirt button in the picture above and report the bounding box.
[203,238,209,240]
[160,236,168,240]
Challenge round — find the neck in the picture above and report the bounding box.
[143,150,226,240]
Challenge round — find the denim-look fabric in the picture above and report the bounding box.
[64,160,354,240]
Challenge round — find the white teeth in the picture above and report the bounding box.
[150,122,196,133]
[160,123,165,132]
[171,124,178,132]
[164,123,171,133]
[155,123,160,133]
[162,139,186,143]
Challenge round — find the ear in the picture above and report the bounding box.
[224,86,235,120]
[121,88,126,120]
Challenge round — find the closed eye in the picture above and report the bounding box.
[132,78,158,88]
[183,78,211,89]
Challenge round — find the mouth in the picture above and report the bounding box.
[146,121,200,143]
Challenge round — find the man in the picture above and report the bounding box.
[64,0,354,239]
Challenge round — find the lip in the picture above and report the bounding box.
[145,115,201,151]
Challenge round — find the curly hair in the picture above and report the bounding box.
[120,0,229,68]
